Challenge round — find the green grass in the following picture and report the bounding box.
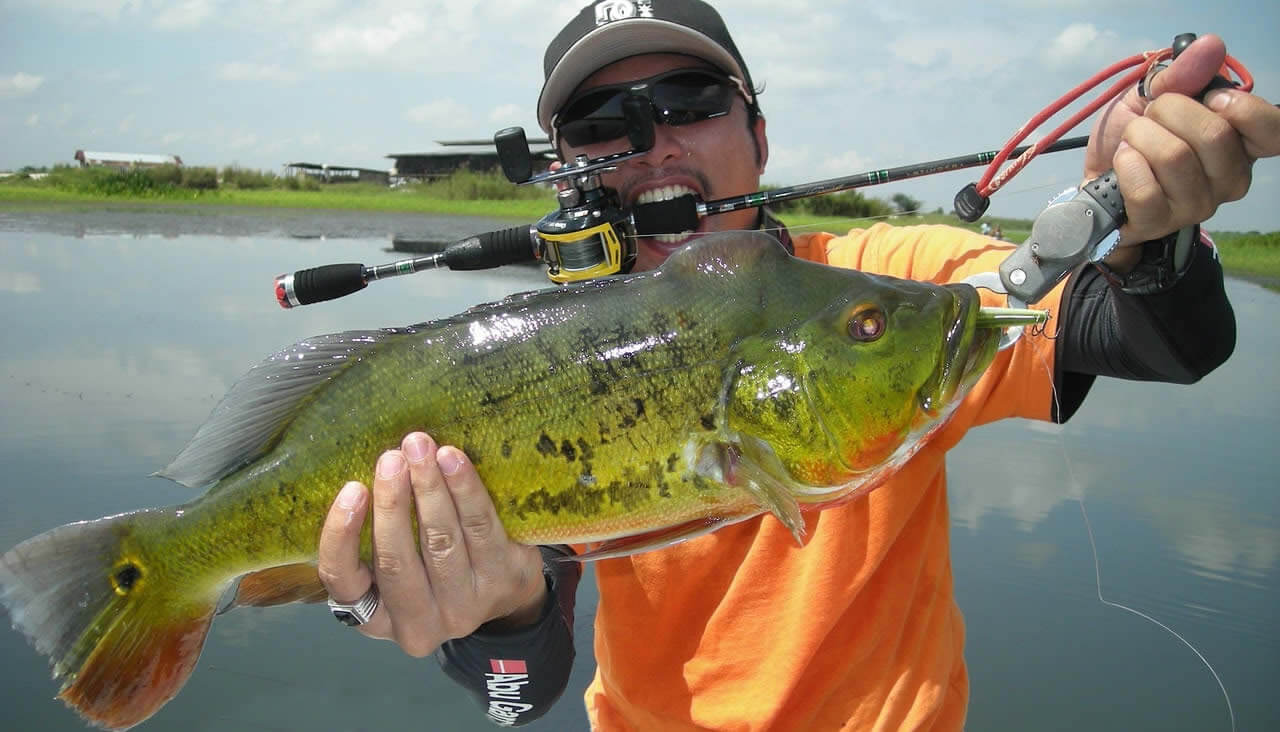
[0,179,556,220]
[1209,231,1280,289]
[2,169,1275,283]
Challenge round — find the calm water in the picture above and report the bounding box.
[0,206,1275,731]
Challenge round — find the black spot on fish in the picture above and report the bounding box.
[605,478,649,511]
[536,433,557,456]
[772,394,796,421]
[588,375,608,396]
[501,441,512,458]
[560,440,577,462]
[463,443,482,466]
[633,398,646,418]
[666,453,679,473]
[576,437,594,461]
[480,389,512,408]
[516,485,606,519]
[113,563,142,593]
[620,415,636,429]
[700,413,716,431]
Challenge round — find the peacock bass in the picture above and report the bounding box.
[0,232,1045,729]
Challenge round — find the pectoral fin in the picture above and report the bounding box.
[727,439,806,546]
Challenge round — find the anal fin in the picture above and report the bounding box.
[223,563,328,613]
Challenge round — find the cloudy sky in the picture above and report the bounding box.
[2,0,1277,231]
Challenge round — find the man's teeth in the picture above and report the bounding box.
[636,185,697,243]
[635,184,696,205]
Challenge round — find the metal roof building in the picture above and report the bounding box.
[388,138,555,180]
[282,162,391,185]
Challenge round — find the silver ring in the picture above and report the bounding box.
[1138,61,1170,101]
[328,585,379,626]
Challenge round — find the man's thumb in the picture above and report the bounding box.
[1146,33,1228,100]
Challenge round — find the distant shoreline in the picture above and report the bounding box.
[1,187,1275,288]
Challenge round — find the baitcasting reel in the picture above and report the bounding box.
[494,95,655,283]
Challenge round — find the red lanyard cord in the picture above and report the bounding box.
[974,48,1254,199]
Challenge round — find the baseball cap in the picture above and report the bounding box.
[537,0,758,134]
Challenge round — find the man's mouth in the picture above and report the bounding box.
[634,184,698,244]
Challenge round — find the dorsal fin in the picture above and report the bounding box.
[156,329,404,488]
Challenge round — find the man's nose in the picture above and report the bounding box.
[635,118,687,165]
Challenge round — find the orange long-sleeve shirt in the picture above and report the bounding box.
[582,223,1066,731]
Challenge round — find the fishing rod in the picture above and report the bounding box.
[273,133,1089,309]
[275,32,1259,310]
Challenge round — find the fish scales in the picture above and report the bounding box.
[160,242,779,582]
[0,232,1051,730]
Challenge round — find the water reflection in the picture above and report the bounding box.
[0,208,1276,731]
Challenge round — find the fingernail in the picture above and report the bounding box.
[337,481,363,509]
[1205,89,1232,112]
[437,447,463,476]
[403,433,429,462]
[377,451,405,479]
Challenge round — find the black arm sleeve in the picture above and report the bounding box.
[1051,239,1236,423]
[435,545,581,727]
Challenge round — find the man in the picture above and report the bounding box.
[317,2,1277,728]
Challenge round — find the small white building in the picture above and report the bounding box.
[74,150,183,168]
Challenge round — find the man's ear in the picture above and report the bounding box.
[753,115,769,174]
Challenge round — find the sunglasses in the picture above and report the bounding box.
[553,68,754,148]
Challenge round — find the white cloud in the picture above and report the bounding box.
[310,11,427,60]
[151,0,213,30]
[217,62,300,83]
[406,98,472,128]
[228,133,260,150]
[25,113,40,127]
[489,103,523,125]
[818,148,873,177]
[0,72,45,98]
[1046,23,1101,65]
[1042,23,1153,70]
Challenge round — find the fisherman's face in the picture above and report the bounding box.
[558,53,769,272]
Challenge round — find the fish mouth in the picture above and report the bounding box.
[922,286,994,416]
[925,286,1048,415]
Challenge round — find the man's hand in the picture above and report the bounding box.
[1084,34,1280,271]
[317,432,548,656]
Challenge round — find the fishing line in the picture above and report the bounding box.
[1033,346,1237,732]
[618,175,1087,243]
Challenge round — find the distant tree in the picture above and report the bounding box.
[890,192,923,214]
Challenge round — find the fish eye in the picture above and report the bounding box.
[847,306,886,342]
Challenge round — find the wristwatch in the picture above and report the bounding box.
[1093,225,1199,295]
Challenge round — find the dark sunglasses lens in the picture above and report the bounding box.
[558,87,628,146]
[652,72,736,125]
[557,71,738,146]
[559,117,630,147]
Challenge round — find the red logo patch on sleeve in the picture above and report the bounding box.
[489,658,528,674]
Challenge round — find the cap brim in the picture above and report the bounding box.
[537,19,748,134]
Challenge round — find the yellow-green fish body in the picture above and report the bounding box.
[0,232,1044,729]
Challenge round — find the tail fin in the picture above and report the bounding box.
[0,510,218,730]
